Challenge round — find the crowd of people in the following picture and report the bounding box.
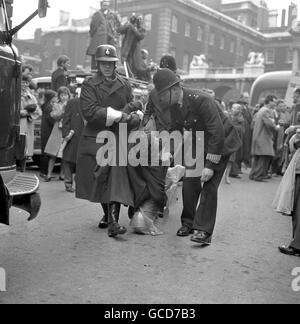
[15,1,300,258]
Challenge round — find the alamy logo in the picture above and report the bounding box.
[96,124,204,178]
[292,267,300,292]
[0,268,6,292]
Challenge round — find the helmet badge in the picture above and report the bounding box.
[105,49,110,56]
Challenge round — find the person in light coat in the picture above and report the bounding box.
[250,95,279,182]
[17,75,41,172]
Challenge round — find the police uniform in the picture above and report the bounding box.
[176,90,241,239]
[170,89,228,240]
[76,69,141,205]
[76,45,146,237]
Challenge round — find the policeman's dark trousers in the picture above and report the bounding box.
[181,157,229,235]
[291,175,300,250]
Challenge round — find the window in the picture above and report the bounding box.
[286,48,293,64]
[209,32,215,46]
[55,38,61,47]
[183,53,190,72]
[144,14,152,31]
[265,49,275,64]
[197,26,203,42]
[220,35,225,50]
[171,16,178,33]
[185,22,191,37]
[230,40,235,53]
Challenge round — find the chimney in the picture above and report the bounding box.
[281,9,286,27]
[34,29,42,43]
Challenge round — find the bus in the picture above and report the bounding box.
[0,0,48,224]
[249,71,292,108]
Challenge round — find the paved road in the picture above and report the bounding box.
[0,172,299,304]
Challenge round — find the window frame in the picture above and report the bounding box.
[209,32,215,46]
[171,15,179,34]
[185,22,191,38]
[265,48,275,64]
[197,26,203,42]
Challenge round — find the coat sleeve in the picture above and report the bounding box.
[262,110,277,132]
[197,97,225,170]
[80,81,108,129]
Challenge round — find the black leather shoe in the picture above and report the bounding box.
[98,216,108,229]
[278,246,300,257]
[191,231,212,245]
[177,226,193,237]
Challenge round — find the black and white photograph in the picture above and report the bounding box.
[0,0,300,306]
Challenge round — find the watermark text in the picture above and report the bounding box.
[0,268,6,292]
[292,267,300,292]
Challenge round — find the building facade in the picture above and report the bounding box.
[13,0,298,99]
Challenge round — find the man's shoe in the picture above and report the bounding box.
[66,187,75,193]
[278,246,300,257]
[177,226,193,237]
[98,216,108,229]
[191,231,212,245]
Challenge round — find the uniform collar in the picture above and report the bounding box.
[92,73,126,95]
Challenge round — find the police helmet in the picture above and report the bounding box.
[95,45,119,62]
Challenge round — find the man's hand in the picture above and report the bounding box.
[201,168,214,183]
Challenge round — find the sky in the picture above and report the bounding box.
[12,0,300,39]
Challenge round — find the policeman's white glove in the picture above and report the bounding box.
[135,110,144,121]
[106,107,123,127]
[201,168,214,183]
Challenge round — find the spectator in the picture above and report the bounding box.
[40,90,57,178]
[250,95,279,182]
[120,14,146,77]
[51,55,70,92]
[16,75,41,172]
[86,0,121,70]
[62,97,85,193]
[292,88,300,125]
[22,64,37,91]
[225,104,244,184]
[275,129,300,257]
[44,87,71,182]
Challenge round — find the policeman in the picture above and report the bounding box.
[153,69,226,245]
[76,45,142,238]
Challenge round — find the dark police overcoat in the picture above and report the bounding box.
[76,73,145,206]
[171,88,225,171]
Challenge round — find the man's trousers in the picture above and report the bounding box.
[181,157,229,235]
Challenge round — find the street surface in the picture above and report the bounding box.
[0,170,299,304]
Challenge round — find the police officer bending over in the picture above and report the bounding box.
[153,69,226,245]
